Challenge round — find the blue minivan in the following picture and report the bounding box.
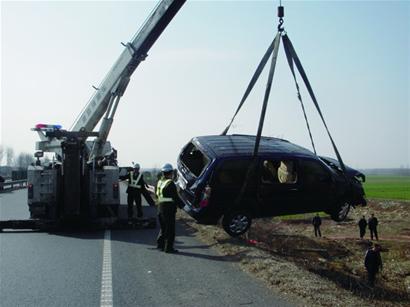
[176,134,366,237]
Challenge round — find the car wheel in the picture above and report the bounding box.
[331,201,351,222]
[222,211,252,237]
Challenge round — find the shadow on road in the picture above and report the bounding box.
[1,200,237,263]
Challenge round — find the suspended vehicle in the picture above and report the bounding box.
[177,135,366,237]
[176,4,367,236]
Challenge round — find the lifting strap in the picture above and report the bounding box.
[253,32,281,156]
[221,34,279,136]
[281,34,346,172]
[234,32,281,207]
[282,35,317,155]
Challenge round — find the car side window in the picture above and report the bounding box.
[299,160,330,184]
[277,160,298,184]
[214,160,251,186]
[260,159,298,184]
[260,160,280,184]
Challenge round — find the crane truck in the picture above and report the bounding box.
[0,0,186,231]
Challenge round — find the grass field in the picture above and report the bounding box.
[364,175,410,201]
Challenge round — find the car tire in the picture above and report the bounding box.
[222,210,252,237]
[330,201,351,222]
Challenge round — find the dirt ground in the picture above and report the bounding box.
[177,199,410,307]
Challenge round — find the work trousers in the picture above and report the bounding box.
[367,269,378,287]
[359,227,366,239]
[314,225,321,237]
[157,203,176,251]
[127,191,143,218]
[370,228,378,240]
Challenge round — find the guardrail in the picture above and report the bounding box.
[0,180,28,192]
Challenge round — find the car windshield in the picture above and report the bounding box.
[180,142,210,177]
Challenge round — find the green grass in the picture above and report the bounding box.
[364,175,410,201]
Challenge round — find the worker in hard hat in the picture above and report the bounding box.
[121,163,155,219]
[156,163,183,253]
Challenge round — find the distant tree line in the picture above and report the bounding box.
[0,145,40,169]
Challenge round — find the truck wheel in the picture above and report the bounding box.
[222,211,252,237]
[330,201,351,222]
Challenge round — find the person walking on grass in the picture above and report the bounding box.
[368,214,379,240]
[312,213,322,238]
[358,215,367,239]
[364,243,382,287]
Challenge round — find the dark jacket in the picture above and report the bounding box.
[358,218,367,229]
[312,216,322,226]
[365,249,382,272]
[368,217,378,230]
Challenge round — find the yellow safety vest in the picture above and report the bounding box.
[129,171,142,189]
[156,178,173,203]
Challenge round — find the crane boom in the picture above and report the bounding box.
[35,0,186,158]
[71,0,186,159]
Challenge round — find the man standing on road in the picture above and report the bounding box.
[364,243,383,286]
[156,163,184,253]
[121,163,155,219]
[368,214,379,240]
[358,215,367,239]
[312,213,322,238]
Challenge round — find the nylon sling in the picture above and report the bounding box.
[281,34,346,172]
[282,34,317,155]
[221,34,279,136]
[234,32,281,207]
[253,32,281,156]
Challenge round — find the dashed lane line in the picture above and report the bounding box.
[101,230,113,307]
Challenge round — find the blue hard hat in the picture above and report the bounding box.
[161,163,173,173]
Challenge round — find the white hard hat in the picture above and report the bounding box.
[161,163,173,173]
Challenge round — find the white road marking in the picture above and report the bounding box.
[101,230,113,307]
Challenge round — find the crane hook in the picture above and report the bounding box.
[277,3,285,32]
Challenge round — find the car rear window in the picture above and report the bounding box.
[180,142,210,177]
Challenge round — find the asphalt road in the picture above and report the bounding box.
[0,188,292,307]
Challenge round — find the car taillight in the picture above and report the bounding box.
[199,185,211,208]
[28,184,34,199]
[113,183,119,199]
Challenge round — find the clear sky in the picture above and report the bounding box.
[1,0,409,169]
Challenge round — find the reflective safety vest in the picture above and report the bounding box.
[129,171,142,189]
[156,178,173,203]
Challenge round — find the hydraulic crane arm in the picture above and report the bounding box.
[70,0,186,159]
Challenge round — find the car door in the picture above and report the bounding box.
[210,158,258,214]
[297,158,335,212]
[257,158,302,217]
